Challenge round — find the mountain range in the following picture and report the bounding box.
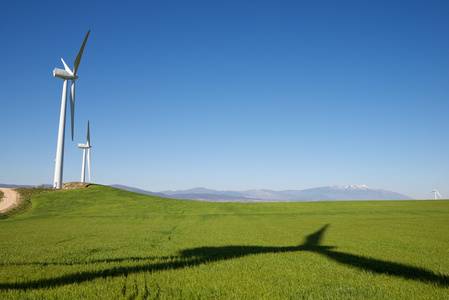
[0,183,413,202]
[110,184,413,202]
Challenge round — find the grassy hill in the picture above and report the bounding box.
[1,185,448,299]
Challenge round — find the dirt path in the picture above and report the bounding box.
[0,188,20,212]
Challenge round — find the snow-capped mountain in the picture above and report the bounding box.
[288,185,412,201]
[330,184,371,190]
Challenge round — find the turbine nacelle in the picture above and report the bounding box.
[78,143,91,149]
[53,68,78,80]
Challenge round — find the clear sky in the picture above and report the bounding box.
[1,0,448,199]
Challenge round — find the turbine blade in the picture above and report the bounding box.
[70,81,75,140]
[87,121,90,145]
[73,30,90,75]
[61,58,73,75]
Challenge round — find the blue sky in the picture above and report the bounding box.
[1,0,448,199]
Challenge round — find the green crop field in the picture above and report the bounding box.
[0,185,448,299]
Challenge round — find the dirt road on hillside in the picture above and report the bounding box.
[0,188,19,212]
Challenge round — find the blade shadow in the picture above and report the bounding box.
[319,249,448,286]
[1,224,447,290]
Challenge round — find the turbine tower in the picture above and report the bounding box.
[431,184,442,200]
[78,121,92,183]
[53,30,90,189]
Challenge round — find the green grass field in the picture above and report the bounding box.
[1,185,448,299]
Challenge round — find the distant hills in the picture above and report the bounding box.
[110,184,413,202]
[0,184,37,188]
[0,184,53,189]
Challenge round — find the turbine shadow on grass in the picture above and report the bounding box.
[1,224,448,290]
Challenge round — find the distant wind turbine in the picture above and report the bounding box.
[78,121,92,183]
[431,184,442,200]
[53,30,90,189]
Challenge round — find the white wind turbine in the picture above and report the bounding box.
[53,30,90,189]
[78,121,92,183]
[431,184,442,200]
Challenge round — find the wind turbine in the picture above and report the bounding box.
[431,184,442,200]
[53,30,90,189]
[78,121,92,183]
